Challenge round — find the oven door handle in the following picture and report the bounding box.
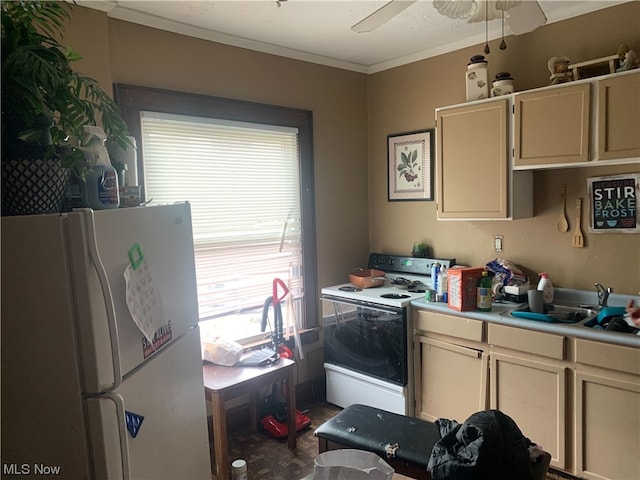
[321,295,403,315]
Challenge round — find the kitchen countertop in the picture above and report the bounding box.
[412,288,640,349]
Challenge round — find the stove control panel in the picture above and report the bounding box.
[368,253,456,276]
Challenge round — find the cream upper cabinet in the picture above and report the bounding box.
[513,83,590,167]
[597,70,640,161]
[436,71,639,178]
[435,98,532,220]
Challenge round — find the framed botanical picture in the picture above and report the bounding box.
[387,129,434,201]
[587,173,639,233]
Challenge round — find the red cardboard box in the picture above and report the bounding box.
[448,267,484,311]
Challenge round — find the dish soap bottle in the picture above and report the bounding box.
[537,273,554,304]
[83,126,120,210]
[477,270,492,311]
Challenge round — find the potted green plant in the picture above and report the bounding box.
[1,0,131,215]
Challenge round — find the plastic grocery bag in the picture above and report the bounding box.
[313,450,394,480]
[201,331,243,366]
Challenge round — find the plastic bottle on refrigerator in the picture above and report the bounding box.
[82,126,119,209]
[537,273,554,304]
[477,270,492,311]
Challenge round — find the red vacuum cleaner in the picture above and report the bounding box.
[259,278,311,438]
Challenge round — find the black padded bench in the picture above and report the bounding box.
[314,404,439,479]
[313,404,552,480]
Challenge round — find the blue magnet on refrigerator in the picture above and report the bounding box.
[125,411,145,438]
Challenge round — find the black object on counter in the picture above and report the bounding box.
[604,316,639,334]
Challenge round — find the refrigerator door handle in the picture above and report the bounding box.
[89,392,131,479]
[83,208,123,390]
[107,392,131,479]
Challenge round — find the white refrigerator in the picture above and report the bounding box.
[1,203,212,479]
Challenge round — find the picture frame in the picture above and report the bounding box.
[387,129,434,201]
[587,173,639,233]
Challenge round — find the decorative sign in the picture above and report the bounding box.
[587,173,639,233]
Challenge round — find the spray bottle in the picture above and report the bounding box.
[537,272,554,304]
[82,126,119,209]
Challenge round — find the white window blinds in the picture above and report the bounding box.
[140,111,303,322]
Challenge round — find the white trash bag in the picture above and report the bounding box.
[313,449,394,480]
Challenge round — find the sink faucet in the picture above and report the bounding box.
[594,283,613,308]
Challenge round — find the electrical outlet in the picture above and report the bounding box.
[494,235,503,252]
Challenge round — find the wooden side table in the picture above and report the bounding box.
[202,357,297,479]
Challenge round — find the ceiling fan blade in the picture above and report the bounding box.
[351,0,417,33]
[507,0,547,35]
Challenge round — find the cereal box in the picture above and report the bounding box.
[447,267,484,311]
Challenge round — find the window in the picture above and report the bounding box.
[114,84,317,344]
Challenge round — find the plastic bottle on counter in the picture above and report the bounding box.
[431,261,441,293]
[537,272,554,304]
[477,270,492,312]
[437,266,448,301]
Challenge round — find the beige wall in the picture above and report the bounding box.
[65,6,371,300]
[368,2,640,295]
[65,3,639,301]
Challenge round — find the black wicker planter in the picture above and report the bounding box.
[1,158,70,216]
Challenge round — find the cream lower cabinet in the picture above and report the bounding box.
[488,324,568,471]
[414,310,488,423]
[414,308,640,479]
[415,335,488,423]
[574,339,640,480]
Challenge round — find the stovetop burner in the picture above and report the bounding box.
[339,285,362,292]
[380,293,411,299]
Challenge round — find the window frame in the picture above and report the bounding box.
[114,84,318,334]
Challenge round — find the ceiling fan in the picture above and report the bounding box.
[351,0,547,36]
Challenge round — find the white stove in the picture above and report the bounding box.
[321,253,455,415]
[321,276,430,309]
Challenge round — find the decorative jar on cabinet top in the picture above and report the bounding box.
[491,72,514,97]
[466,55,489,101]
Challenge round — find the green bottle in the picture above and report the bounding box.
[476,270,492,311]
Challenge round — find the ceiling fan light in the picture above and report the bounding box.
[467,1,507,23]
[495,1,521,11]
[433,0,477,20]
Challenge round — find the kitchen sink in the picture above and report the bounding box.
[509,303,599,324]
[548,304,599,319]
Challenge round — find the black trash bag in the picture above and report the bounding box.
[427,410,535,480]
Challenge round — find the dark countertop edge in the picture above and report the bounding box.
[411,288,640,349]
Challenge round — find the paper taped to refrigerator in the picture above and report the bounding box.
[124,258,166,344]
